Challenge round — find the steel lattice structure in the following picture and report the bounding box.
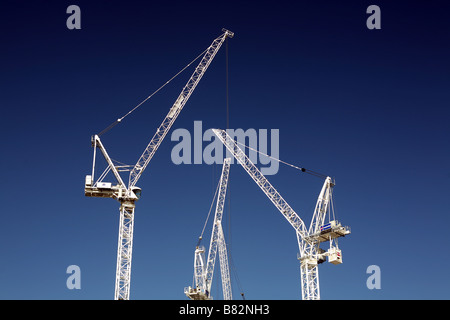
[185,158,232,300]
[212,129,350,300]
[128,30,234,189]
[85,29,233,300]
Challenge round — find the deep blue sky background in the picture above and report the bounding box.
[1,0,449,299]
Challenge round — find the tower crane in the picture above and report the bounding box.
[84,29,234,300]
[212,129,350,300]
[185,158,232,300]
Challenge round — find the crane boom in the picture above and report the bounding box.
[212,129,350,300]
[128,29,234,189]
[212,129,308,239]
[217,225,232,300]
[204,158,231,297]
[185,158,232,300]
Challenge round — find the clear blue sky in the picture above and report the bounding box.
[1,0,449,299]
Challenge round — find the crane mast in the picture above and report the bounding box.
[212,129,350,300]
[185,158,232,300]
[85,29,233,300]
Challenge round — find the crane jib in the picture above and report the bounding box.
[127,30,233,189]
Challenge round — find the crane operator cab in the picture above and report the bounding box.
[130,186,141,200]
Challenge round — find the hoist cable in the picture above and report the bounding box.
[225,37,233,254]
[227,246,246,300]
[225,37,230,131]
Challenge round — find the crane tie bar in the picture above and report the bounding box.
[97,47,209,137]
[234,140,328,179]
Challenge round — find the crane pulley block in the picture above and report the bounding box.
[222,28,234,38]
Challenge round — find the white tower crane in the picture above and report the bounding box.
[84,29,234,300]
[212,129,350,300]
[185,158,232,300]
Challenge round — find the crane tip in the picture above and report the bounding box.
[222,28,234,38]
